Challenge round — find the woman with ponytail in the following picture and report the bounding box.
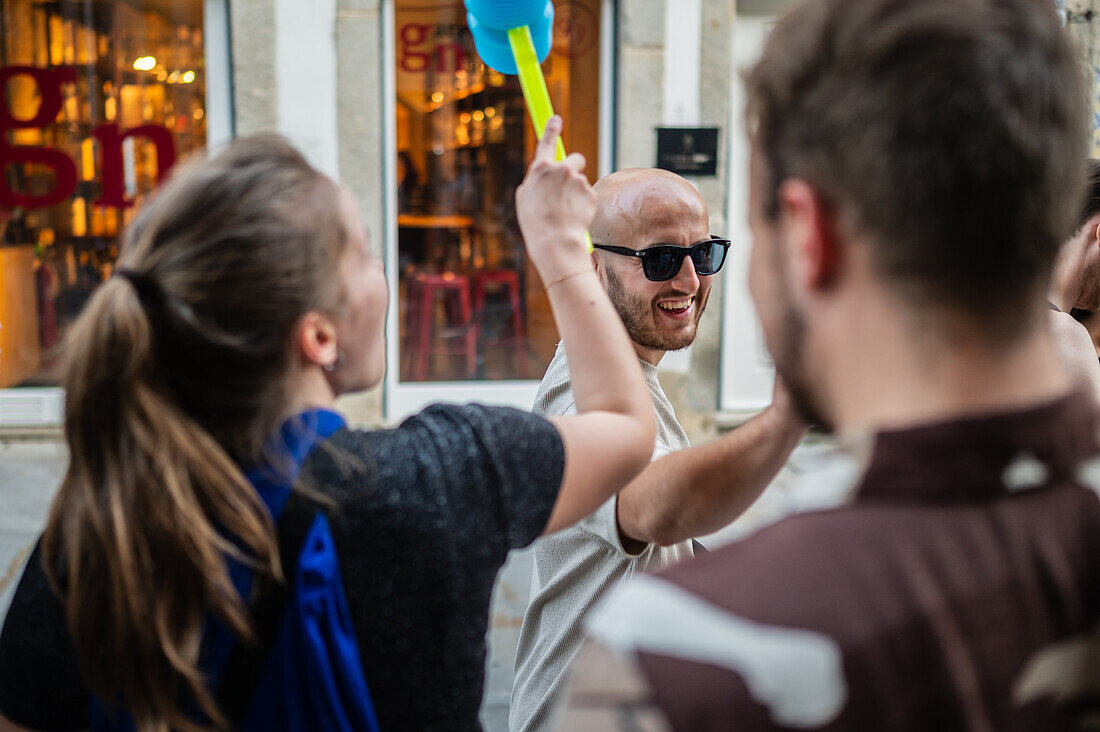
[0,120,654,731]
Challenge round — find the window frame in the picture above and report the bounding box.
[719,14,777,418]
[381,0,617,422]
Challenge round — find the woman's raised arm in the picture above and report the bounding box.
[516,117,655,536]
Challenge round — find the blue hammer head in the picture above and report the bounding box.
[464,0,555,75]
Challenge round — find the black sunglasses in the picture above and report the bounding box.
[592,238,731,282]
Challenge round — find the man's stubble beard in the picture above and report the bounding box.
[604,265,707,353]
[1077,256,1100,312]
[767,248,833,431]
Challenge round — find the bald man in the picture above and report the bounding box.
[508,168,805,732]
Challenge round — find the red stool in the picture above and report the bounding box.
[472,269,527,378]
[406,271,477,381]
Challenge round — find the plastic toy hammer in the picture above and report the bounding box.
[464,0,594,251]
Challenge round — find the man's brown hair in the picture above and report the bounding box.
[747,0,1087,338]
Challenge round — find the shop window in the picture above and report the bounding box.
[0,0,206,388]
[393,0,601,382]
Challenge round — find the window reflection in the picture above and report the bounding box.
[393,0,601,382]
[0,0,206,388]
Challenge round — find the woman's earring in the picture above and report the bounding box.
[323,349,345,373]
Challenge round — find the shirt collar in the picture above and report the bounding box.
[853,391,1100,503]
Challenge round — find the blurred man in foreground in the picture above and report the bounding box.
[562,0,1100,729]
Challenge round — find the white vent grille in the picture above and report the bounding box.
[0,389,64,427]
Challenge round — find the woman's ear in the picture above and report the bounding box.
[296,311,339,369]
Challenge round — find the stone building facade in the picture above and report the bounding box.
[225,0,746,442]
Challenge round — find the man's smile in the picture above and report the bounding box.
[656,296,695,319]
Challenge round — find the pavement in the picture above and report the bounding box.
[0,440,67,621]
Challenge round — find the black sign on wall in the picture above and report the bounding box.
[655,127,720,177]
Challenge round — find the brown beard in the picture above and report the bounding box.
[604,266,707,352]
[1077,255,1100,312]
[766,243,832,431]
[773,301,832,431]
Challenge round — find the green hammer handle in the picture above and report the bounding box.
[507,25,595,252]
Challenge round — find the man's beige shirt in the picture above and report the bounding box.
[509,342,694,732]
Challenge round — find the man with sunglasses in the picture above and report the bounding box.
[509,167,806,732]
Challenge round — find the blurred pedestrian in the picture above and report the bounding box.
[1050,159,1100,393]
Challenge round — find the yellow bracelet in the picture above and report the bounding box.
[544,267,594,290]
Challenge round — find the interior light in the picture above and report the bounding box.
[133,56,156,71]
[431,91,444,104]
[181,70,196,84]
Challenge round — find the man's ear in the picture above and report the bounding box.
[776,179,841,292]
[591,251,607,285]
[296,311,339,369]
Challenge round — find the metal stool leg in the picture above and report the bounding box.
[458,287,477,379]
[415,280,433,381]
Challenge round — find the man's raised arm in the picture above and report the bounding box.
[616,378,805,549]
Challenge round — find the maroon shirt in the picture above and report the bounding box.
[570,393,1100,731]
